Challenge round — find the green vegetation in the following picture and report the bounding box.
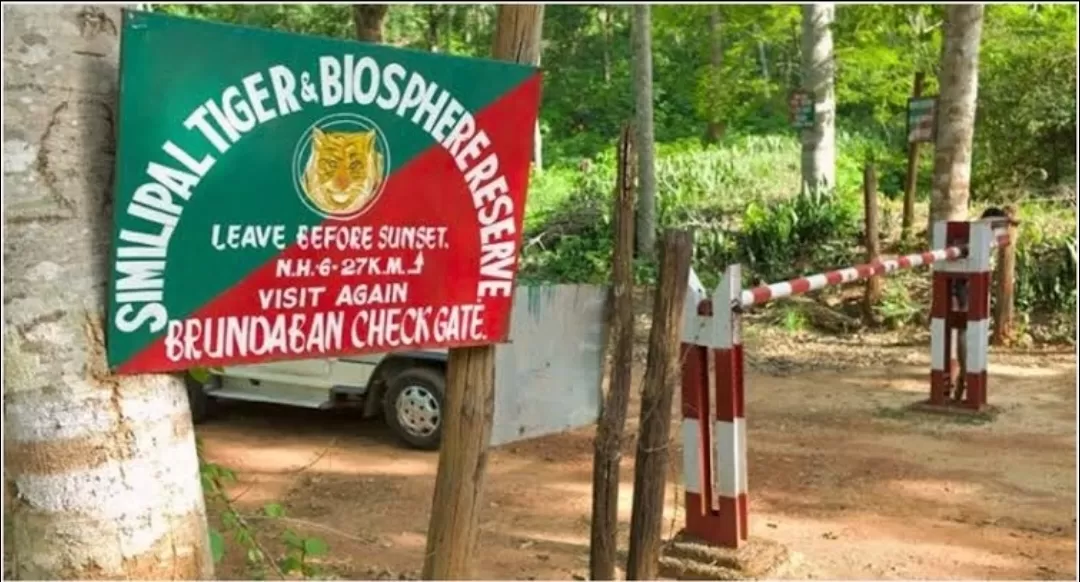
[199,441,330,579]
[157,3,1076,341]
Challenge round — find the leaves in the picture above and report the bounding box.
[279,555,303,574]
[209,530,226,563]
[303,537,330,557]
[263,503,286,518]
[188,366,211,384]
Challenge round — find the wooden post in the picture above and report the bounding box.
[421,346,495,580]
[589,125,636,581]
[863,161,882,324]
[991,205,1019,346]
[422,7,544,579]
[901,71,925,241]
[625,230,693,581]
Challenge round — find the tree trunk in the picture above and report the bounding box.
[800,3,837,192]
[705,7,726,143]
[600,7,612,84]
[352,4,389,43]
[863,162,883,323]
[589,126,636,581]
[421,7,544,579]
[929,5,984,232]
[426,5,441,51]
[3,5,212,579]
[625,230,693,581]
[491,5,544,172]
[755,24,771,94]
[991,206,1019,346]
[632,4,657,259]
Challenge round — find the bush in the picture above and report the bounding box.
[520,133,866,288]
[1011,202,1078,318]
[519,134,1075,343]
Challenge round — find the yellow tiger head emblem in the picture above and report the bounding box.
[301,128,385,216]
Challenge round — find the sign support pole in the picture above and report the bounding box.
[902,71,926,240]
[421,6,545,579]
[421,345,496,579]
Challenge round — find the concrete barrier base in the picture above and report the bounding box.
[658,530,790,580]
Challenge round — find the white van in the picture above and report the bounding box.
[185,350,448,450]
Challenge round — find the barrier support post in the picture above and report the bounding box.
[712,264,748,548]
[962,220,993,410]
[927,219,995,411]
[677,265,748,550]
[929,221,963,405]
[679,269,715,546]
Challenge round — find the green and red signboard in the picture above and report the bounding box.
[107,11,542,373]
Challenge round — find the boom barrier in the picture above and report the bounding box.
[675,218,1011,549]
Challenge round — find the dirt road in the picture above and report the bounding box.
[200,328,1077,580]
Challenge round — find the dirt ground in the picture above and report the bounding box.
[200,316,1077,580]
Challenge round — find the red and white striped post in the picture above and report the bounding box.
[930,221,966,405]
[963,220,994,409]
[713,264,749,546]
[929,219,998,410]
[679,265,747,549]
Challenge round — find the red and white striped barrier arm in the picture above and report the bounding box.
[739,246,966,308]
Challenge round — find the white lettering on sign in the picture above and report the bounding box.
[113,55,526,341]
[161,304,485,363]
[210,224,288,251]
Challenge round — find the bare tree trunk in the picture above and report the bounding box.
[632,4,657,259]
[352,4,388,43]
[863,162,882,323]
[589,126,636,581]
[491,4,544,172]
[3,5,212,579]
[800,3,836,191]
[600,7,612,84]
[705,7,726,143]
[929,4,984,232]
[625,230,693,580]
[425,5,439,51]
[755,24,771,93]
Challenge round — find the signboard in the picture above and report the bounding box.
[907,96,937,143]
[107,11,542,373]
[789,90,815,129]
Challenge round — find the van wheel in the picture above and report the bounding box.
[383,367,445,450]
[184,373,218,425]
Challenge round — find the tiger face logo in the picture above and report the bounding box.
[292,114,390,220]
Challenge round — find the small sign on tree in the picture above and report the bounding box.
[789,90,815,129]
[107,11,542,373]
[907,96,937,143]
